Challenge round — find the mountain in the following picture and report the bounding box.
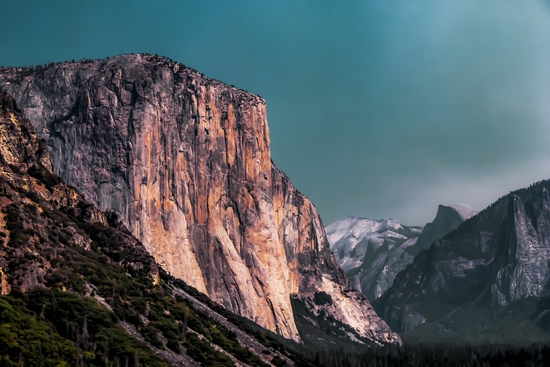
[413,204,478,256]
[374,180,550,343]
[327,217,422,300]
[0,54,400,346]
[327,204,477,301]
[3,87,550,367]
[0,89,316,366]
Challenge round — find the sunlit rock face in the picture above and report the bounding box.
[0,54,400,345]
[327,204,477,301]
[374,181,550,342]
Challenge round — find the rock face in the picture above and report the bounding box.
[327,217,422,300]
[413,204,478,256]
[327,204,476,301]
[0,91,307,366]
[0,89,154,300]
[374,181,550,343]
[0,55,400,345]
[0,90,105,295]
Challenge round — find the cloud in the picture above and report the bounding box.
[389,157,550,225]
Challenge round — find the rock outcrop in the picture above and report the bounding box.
[374,181,550,343]
[0,55,400,345]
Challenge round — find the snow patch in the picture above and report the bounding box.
[400,237,419,248]
[446,203,478,221]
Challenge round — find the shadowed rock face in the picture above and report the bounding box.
[412,204,478,257]
[0,55,400,345]
[373,181,550,342]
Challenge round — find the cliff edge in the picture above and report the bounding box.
[0,54,400,345]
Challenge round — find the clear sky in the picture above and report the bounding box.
[2,0,550,225]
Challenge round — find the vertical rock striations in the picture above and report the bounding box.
[0,55,400,345]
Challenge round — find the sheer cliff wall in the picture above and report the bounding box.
[0,55,399,344]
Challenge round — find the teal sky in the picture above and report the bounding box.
[2,0,550,225]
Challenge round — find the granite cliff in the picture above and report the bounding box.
[0,89,321,366]
[0,54,400,345]
[374,181,550,343]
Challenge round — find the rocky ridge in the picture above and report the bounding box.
[374,181,550,343]
[0,54,400,345]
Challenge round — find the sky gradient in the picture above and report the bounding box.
[2,0,550,225]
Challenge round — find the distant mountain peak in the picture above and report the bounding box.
[441,203,478,221]
[327,216,423,300]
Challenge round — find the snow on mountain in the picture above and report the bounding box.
[327,204,477,301]
[447,203,478,221]
[327,217,423,300]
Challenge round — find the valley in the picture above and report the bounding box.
[1,54,550,366]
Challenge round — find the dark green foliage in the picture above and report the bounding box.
[10,201,261,365]
[0,291,167,367]
[206,324,265,367]
[271,357,289,367]
[0,295,79,366]
[184,333,235,367]
[0,198,239,365]
[0,185,243,366]
[140,325,163,348]
[167,275,320,367]
[309,343,550,367]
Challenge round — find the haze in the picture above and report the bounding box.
[2,0,550,225]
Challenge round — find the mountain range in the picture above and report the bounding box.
[374,180,550,343]
[2,54,550,366]
[327,204,477,301]
[328,185,550,344]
